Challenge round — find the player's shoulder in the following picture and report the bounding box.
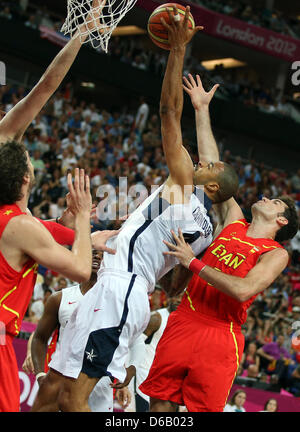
[4,214,50,242]
[44,290,62,312]
[261,246,289,259]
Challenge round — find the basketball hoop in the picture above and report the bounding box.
[61,0,138,53]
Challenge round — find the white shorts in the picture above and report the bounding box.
[50,268,150,382]
[89,376,113,412]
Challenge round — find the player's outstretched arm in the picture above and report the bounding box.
[0,36,84,143]
[184,73,243,232]
[163,229,289,302]
[183,73,219,163]
[31,292,61,384]
[160,6,202,189]
[0,0,105,144]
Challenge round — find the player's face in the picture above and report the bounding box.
[91,250,102,274]
[193,161,224,186]
[252,197,288,222]
[25,151,35,190]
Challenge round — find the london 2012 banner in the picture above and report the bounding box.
[137,0,300,63]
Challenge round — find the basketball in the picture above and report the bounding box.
[147,3,195,50]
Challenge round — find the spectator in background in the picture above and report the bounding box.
[27,288,52,323]
[257,334,294,386]
[241,342,260,373]
[0,6,12,20]
[24,14,37,30]
[260,398,279,412]
[135,96,149,134]
[223,390,247,412]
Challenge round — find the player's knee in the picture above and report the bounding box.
[58,385,88,412]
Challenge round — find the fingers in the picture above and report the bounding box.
[102,246,116,255]
[67,172,75,197]
[160,16,171,31]
[210,83,220,96]
[183,75,194,90]
[163,239,177,250]
[183,5,190,26]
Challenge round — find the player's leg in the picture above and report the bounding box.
[31,369,63,412]
[140,313,191,409]
[58,372,99,412]
[150,397,178,412]
[0,339,20,412]
[181,321,244,412]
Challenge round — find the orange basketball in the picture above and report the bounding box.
[147,3,195,50]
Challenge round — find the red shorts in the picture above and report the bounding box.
[0,335,20,412]
[139,310,244,412]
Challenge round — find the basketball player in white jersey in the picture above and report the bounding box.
[50,6,239,412]
[30,251,132,412]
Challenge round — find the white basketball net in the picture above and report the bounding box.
[61,0,138,53]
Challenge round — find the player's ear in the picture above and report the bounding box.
[23,172,31,185]
[204,182,220,194]
[276,214,288,228]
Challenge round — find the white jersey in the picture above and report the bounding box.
[58,285,83,340]
[102,184,213,293]
[56,285,114,412]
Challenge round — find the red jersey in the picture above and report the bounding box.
[0,205,38,337]
[178,219,283,326]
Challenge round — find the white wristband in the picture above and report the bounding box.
[36,372,46,380]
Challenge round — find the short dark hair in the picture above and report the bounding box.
[0,141,29,205]
[275,195,299,243]
[214,162,239,203]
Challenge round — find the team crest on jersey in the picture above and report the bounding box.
[3,210,13,216]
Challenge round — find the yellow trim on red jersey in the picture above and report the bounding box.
[185,290,196,312]
[22,263,38,278]
[231,236,255,248]
[231,220,247,226]
[223,322,240,409]
[0,286,17,305]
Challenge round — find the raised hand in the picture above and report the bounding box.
[183,74,219,110]
[67,168,92,216]
[160,5,203,49]
[58,192,97,229]
[91,229,120,254]
[163,228,195,268]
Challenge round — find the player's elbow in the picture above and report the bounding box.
[73,267,91,283]
[236,283,260,303]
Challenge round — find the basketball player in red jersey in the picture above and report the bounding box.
[139,17,299,411]
[0,143,117,412]
[0,0,104,146]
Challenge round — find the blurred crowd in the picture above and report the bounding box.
[197,0,300,39]
[1,0,299,123]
